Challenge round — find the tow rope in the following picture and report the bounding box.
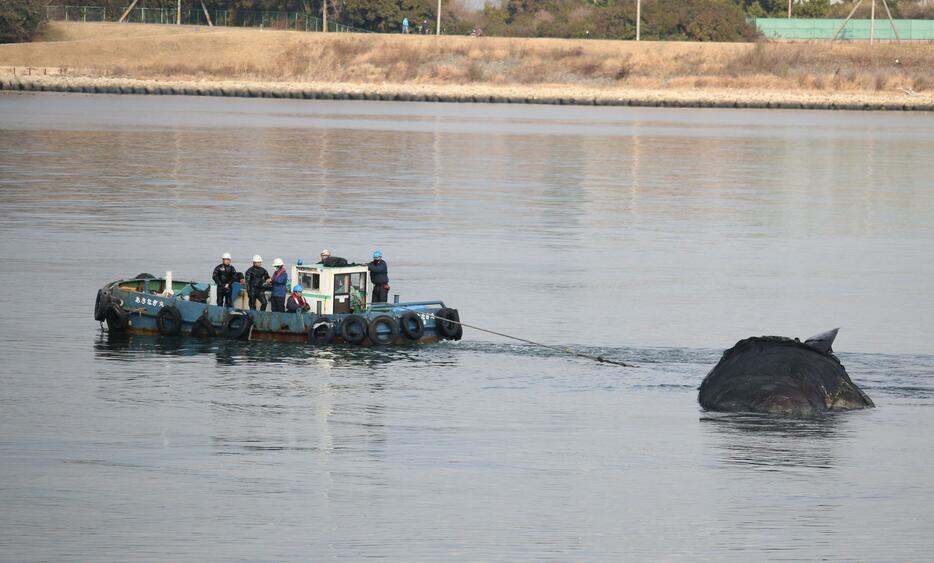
[407,309,637,368]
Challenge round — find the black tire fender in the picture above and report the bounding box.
[191,313,216,338]
[104,303,129,332]
[340,315,368,345]
[399,312,425,341]
[368,315,400,346]
[156,305,183,336]
[222,313,253,340]
[436,308,463,340]
[308,321,335,345]
[94,289,109,321]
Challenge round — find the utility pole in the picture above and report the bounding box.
[176,0,181,24]
[323,0,327,32]
[636,0,641,41]
[788,0,792,18]
[437,0,441,35]
[832,0,899,44]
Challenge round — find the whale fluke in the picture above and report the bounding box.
[804,328,839,354]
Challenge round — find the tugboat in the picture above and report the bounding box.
[93,261,463,345]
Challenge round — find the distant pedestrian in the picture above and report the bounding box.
[368,249,389,303]
[422,19,429,34]
[402,17,409,34]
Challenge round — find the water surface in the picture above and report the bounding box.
[1,92,933,561]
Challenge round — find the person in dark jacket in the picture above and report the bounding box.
[269,258,288,312]
[244,254,270,311]
[318,249,349,267]
[286,285,311,313]
[212,252,238,308]
[368,249,389,303]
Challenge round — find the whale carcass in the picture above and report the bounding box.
[698,329,874,416]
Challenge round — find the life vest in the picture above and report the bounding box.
[289,293,308,311]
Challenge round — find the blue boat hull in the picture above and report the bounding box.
[97,279,460,346]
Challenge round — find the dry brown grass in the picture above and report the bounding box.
[2,22,933,93]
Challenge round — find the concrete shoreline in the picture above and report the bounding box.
[2,74,932,111]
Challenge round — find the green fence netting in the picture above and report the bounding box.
[750,17,934,41]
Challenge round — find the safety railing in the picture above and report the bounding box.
[46,5,369,33]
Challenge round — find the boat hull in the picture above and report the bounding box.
[98,280,458,346]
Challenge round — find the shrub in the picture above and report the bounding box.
[0,0,46,43]
[643,0,754,42]
[478,0,755,41]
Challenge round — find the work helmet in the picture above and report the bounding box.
[272,258,284,267]
[222,252,232,260]
[292,284,303,293]
[373,249,383,259]
[320,249,331,257]
[253,254,262,263]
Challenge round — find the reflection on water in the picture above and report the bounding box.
[94,332,440,369]
[700,412,847,471]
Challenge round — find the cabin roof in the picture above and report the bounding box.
[297,263,368,273]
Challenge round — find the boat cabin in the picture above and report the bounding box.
[290,263,370,315]
[120,264,375,315]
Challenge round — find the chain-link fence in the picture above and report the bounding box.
[46,5,368,33]
[235,10,362,33]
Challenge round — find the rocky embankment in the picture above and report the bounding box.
[2,73,932,111]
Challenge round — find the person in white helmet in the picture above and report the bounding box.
[212,252,239,308]
[244,254,270,311]
[269,258,288,312]
[318,249,348,267]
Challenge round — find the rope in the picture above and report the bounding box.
[400,307,637,368]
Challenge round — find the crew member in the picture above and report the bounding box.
[212,252,238,308]
[318,249,349,267]
[244,254,270,311]
[269,258,288,312]
[368,249,389,303]
[287,284,311,313]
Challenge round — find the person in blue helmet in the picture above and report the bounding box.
[286,284,310,313]
[368,249,389,303]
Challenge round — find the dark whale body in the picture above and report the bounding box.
[698,329,874,416]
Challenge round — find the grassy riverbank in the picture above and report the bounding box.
[1,22,932,108]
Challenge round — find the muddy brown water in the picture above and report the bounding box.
[1,92,933,561]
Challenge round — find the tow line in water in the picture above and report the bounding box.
[418,311,638,368]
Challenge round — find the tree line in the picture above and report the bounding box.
[3,0,933,43]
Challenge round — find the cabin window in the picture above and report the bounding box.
[351,273,367,291]
[300,273,320,291]
[334,274,351,294]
